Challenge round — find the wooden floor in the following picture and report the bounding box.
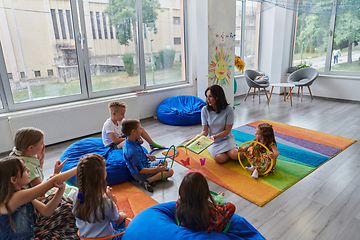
[2,93,360,240]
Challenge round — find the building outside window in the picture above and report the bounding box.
[66,10,74,39]
[50,9,60,40]
[173,16,180,24]
[34,71,41,77]
[58,9,67,39]
[174,37,181,45]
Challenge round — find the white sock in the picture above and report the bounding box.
[251,169,259,178]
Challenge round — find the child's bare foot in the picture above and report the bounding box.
[245,166,255,173]
[251,169,259,179]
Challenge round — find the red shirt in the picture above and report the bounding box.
[176,199,235,233]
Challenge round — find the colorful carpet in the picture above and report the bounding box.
[173,119,356,206]
[111,182,158,219]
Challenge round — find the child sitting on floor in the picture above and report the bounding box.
[176,171,235,233]
[73,153,127,239]
[122,119,174,193]
[238,123,279,178]
[0,156,76,239]
[10,127,77,197]
[102,101,164,149]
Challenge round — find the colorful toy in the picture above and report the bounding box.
[237,140,274,176]
[213,194,227,206]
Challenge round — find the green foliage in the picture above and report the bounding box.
[154,55,162,70]
[293,60,312,69]
[122,54,134,76]
[156,49,176,69]
[105,0,161,46]
[295,6,360,63]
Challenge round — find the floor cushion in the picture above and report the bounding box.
[156,95,205,126]
[122,201,266,240]
[60,137,142,186]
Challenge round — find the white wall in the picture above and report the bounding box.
[311,75,360,101]
[259,4,294,94]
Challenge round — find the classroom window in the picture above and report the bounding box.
[291,0,360,75]
[0,0,187,111]
[234,0,261,73]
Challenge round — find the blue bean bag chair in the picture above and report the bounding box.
[60,138,146,186]
[156,95,205,126]
[123,201,265,240]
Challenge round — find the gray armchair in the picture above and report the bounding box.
[244,69,269,103]
[288,67,319,101]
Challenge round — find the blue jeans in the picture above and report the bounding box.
[134,160,169,182]
[111,221,126,240]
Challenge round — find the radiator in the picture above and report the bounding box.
[7,95,139,146]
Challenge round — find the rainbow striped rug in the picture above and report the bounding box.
[173,119,356,206]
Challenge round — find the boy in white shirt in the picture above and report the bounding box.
[102,101,164,149]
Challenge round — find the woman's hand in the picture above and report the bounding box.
[106,186,118,203]
[53,158,68,174]
[210,135,216,141]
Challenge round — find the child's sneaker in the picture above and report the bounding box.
[149,181,156,187]
[150,142,165,150]
[140,180,153,193]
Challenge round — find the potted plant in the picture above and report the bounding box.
[288,61,312,73]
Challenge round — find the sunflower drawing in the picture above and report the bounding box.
[207,46,232,86]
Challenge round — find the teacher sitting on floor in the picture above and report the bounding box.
[200,85,238,163]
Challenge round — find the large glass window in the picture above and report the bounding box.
[292,12,331,73]
[144,0,186,87]
[330,6,360,73]
[83,0,141,93]
[292,0,360,74]
[0,0,82,105]
[0,0,187,112]
[235,0,261,74]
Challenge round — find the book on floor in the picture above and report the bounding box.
[178,135,214,154]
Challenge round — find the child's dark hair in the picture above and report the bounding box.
[176,172,216,232]
[258,123,276,148]
[205,85,229,114]
[74,153,111,223]
[0,156,26,231]
[121,119,140,137]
